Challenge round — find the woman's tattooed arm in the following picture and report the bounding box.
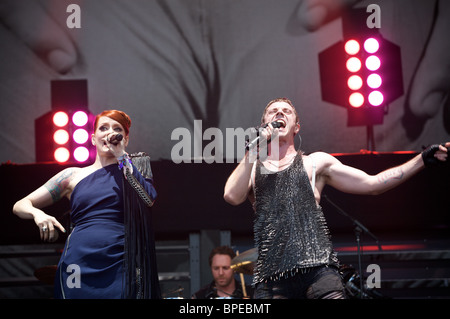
[43,168,75,202]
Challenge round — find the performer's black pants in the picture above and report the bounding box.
[254,265,346,299]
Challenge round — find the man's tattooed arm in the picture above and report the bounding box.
[372,154,424,194]
[377,166,404,185]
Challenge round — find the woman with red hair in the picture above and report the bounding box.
[13,110,160,299]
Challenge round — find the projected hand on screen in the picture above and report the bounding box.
[0,0,77,74]
[296,0,450,135]
[406,0,450,134]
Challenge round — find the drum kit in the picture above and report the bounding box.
[230,248,258,275]
[230,249,258,299]
[164,249,258,299]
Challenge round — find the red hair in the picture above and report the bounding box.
[94,110,131,136]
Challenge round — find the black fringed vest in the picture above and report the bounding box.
[253,151,338,283]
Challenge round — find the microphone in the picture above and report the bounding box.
[262,121,284,129]
[245,121,284,150]
[108,133,123,145]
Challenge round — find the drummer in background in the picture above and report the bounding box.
[191,246,253,299]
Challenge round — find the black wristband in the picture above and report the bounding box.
[421,143,448,168]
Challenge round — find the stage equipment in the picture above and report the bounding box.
[35,79,95,163]
[34,265,57,286]
[318,8,403,150]
[231,248,257,275]
[235,250,249,298]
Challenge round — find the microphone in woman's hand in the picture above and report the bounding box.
[108,133,123,145]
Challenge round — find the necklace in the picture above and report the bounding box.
[264,152,297,170]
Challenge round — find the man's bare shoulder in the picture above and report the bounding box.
[305,151,339,163]
[303,151,343,175]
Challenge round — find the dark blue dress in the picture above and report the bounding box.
[54,163,157,299]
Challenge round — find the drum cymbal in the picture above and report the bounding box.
[34,265,57,285]
[231,248,257,275]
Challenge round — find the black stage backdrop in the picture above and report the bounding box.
[2,152,449,245]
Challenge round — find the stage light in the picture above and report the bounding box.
[53,111,69,127]
[318,7,403,130]
[74,146,90,162]
[53,129,70,145]
[365,55,381,71]
[367,74,382,89]
[368,91,384,106]
[35,79,95,163]
[345,39,360,55]
[72,110,88,127]
[347,75,363,90]
[73,128,89,144]
[349,92,364,108]
[364,38,379,54]
[49,111,92,163]
[54,147,70,163]
[346,57,362,72]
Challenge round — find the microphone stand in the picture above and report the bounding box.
[322,194,382,299]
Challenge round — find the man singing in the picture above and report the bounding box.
[224,97,449,299]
